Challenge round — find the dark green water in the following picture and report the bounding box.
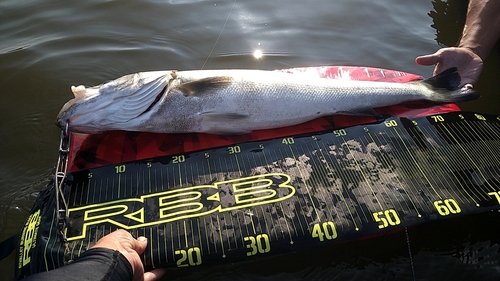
[1,0,499,280]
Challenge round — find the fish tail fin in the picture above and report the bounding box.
[418,67,480,103]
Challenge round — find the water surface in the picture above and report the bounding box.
[1,0,499,280]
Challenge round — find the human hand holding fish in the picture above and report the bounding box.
[415,47,482,88]
[56,67,479,135]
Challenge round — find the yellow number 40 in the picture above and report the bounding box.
[311,222,338,241]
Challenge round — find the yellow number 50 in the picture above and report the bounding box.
[373,209,401,229]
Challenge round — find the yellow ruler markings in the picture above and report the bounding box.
[450,123,495,168]
[360,133,404,213]
[286,143,321,220]
[99,178,109,201]
[320,139,360,231]
[107,177,113,202]
[177,156,184,186]
[380,131,428,187]
[150,227,157,268]
[390,126,443,198]
[193,162,205,254]
[190,219,196,250]
[271,145,299,243]
[438,122,497,192]
[291,141,326,234]
[149,165,154,193]
[94,178,104,205]
[279,202,295,244]
[283,142,320,235]
[340,136,383,213]
[183,219,189,249]
[117,173,122,199]
[299,141,338,224]
[243,153,268,234]
[88,178,96,203]
[258,205,271,239]
[271,146,308,231]
[433,128,495,201]
[216,215,226,258]
[220,213,233,250]
[85,179,92,205]
[170,223,175,260]
[163,225,169,263]
[232,149,243,177]
[176,221,181,250]
[364,131,422,217]
[314,139,351,229]
[221,155,239,250]
[420,126,480,206]
[377,127,438,212]
[71,240,80,263]
[455,121,500,169]
[478,114,500,137]
[257,147,280,240]
[203,217,212,255]
[198,160,213,254]
[335,138,372,222]
[234,209,245,246]
[204,149,215,254]
[247,209,257,235]
[246,151,267,236]
[402,124,464,205]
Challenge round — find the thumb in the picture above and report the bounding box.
[132,236,148,256]
[415,53,441,66]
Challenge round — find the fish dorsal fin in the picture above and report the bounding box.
[177,76,233,96]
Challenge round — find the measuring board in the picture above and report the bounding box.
[50,111,500,269]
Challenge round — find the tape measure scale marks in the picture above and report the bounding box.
[62,111,500,268]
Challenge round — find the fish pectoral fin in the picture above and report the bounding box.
[199,112,251,134]
[337,108,382,118]
[177,76,234,96]
[200,112,249,122]
[205,127,251,135]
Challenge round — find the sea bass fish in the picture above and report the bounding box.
[56,67,478,134]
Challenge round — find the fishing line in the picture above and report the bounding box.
[201,0,237,70]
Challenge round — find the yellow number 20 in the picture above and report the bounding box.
[175,247,202,267]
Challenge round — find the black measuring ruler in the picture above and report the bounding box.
[62,111,500,268]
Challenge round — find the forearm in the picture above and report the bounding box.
[459,0,500,60]
[22,248,133,281]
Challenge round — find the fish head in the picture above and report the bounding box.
[56,71,173,133]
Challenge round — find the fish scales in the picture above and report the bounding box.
[56,68,478,134]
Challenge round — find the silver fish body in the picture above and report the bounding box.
[56,68,478,134]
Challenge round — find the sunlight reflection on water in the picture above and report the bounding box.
[0,0,499,280]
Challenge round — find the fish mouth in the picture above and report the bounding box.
[56,71,172,133]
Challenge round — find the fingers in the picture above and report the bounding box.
[92,230,165,281]
[415,53,441,66]
[144,268,168,281]
[133,236,148,256]
[98,229,146,255]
